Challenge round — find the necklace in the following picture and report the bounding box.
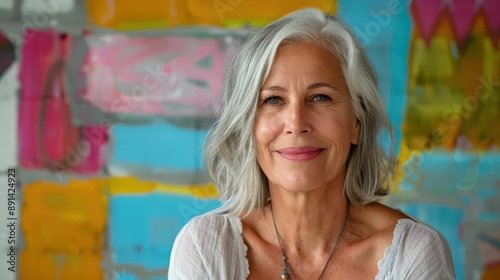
[270,201,350,280]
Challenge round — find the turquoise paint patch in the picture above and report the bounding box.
[110,122,208,172]
[338,0,412,156]
[109,193,220,277]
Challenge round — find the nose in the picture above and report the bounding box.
[283,101,312,135]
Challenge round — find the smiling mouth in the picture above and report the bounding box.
[277,147,324,162]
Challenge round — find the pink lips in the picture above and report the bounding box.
[277,146,324,162]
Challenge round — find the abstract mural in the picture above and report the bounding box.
[18,29,108,174]
[0,0,499,279]
[339,0,500,279]
[67,33,241,124]
[85,0,334,29]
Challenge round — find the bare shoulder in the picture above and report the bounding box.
[240,207,276,255]
[349,202,452,256]
[345,202,410,257]
[354,202,410,231]
[240,208,285,279]
[355,204,456,279]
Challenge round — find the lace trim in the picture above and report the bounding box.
[232,216,251,279]
[232,216,415,280]
[375,219,413,279]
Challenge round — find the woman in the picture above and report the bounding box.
[169,8,455,280]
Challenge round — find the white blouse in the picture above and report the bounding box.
[168,213,456,279]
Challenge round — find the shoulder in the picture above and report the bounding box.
[171,213,242,256]
[182,212,240,237]
[395,218,454,264]
[168,213,248,280]
[384,219,456,279]
[396,219,449,248]
[356,203,452,258]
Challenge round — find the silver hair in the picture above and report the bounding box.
[203,8,395,216]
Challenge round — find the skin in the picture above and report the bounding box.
[241,42,409,279]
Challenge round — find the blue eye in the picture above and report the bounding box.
[264,96,281,104]
[313,94,331,102]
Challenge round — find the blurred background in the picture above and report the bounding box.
[0,0,499,279]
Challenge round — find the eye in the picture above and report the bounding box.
[312,94,331,102]
[263,95,281,104]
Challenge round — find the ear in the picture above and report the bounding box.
[351,119,360,145]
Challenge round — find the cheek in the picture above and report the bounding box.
[254,115,281,146]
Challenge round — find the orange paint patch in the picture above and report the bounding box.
[20,250,103,280]
[482,263,500,280]
[85,0,336,29]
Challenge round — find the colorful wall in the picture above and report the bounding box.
[0,0,499,279]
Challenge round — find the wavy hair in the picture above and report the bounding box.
[203,8,395,216]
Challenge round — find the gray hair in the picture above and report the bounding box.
[203,8,395,216]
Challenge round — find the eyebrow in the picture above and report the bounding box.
[307,82,338,91]
[260,82,338,92]
[260,85,286,92]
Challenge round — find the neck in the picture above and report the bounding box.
[268,187,350,257]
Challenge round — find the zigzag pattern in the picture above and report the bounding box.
[411,0,500,46]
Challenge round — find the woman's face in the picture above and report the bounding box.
[254,42,360,193]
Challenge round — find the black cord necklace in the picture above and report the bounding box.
[270,201,350,280]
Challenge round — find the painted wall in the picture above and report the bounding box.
[0,0,498,279]
[339,1,499,279]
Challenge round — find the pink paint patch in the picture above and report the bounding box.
[483,0,500,32]
[18,29,108,173]
[449,0,477,46]
[412,0,445,44]
[80,34,240,117]
[483,0,500,46]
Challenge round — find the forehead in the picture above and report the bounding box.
[263,42,346,86]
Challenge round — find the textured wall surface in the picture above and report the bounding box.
[0,0,499,279]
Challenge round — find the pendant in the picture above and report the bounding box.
[281,267,289,279]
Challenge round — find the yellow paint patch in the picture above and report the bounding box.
[106,177,219,198]
[405,10,500,151]
[20,177,218,279]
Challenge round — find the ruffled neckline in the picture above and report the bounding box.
[375,218,414,279]
[230,215,251,279]
[232,216,415,279]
